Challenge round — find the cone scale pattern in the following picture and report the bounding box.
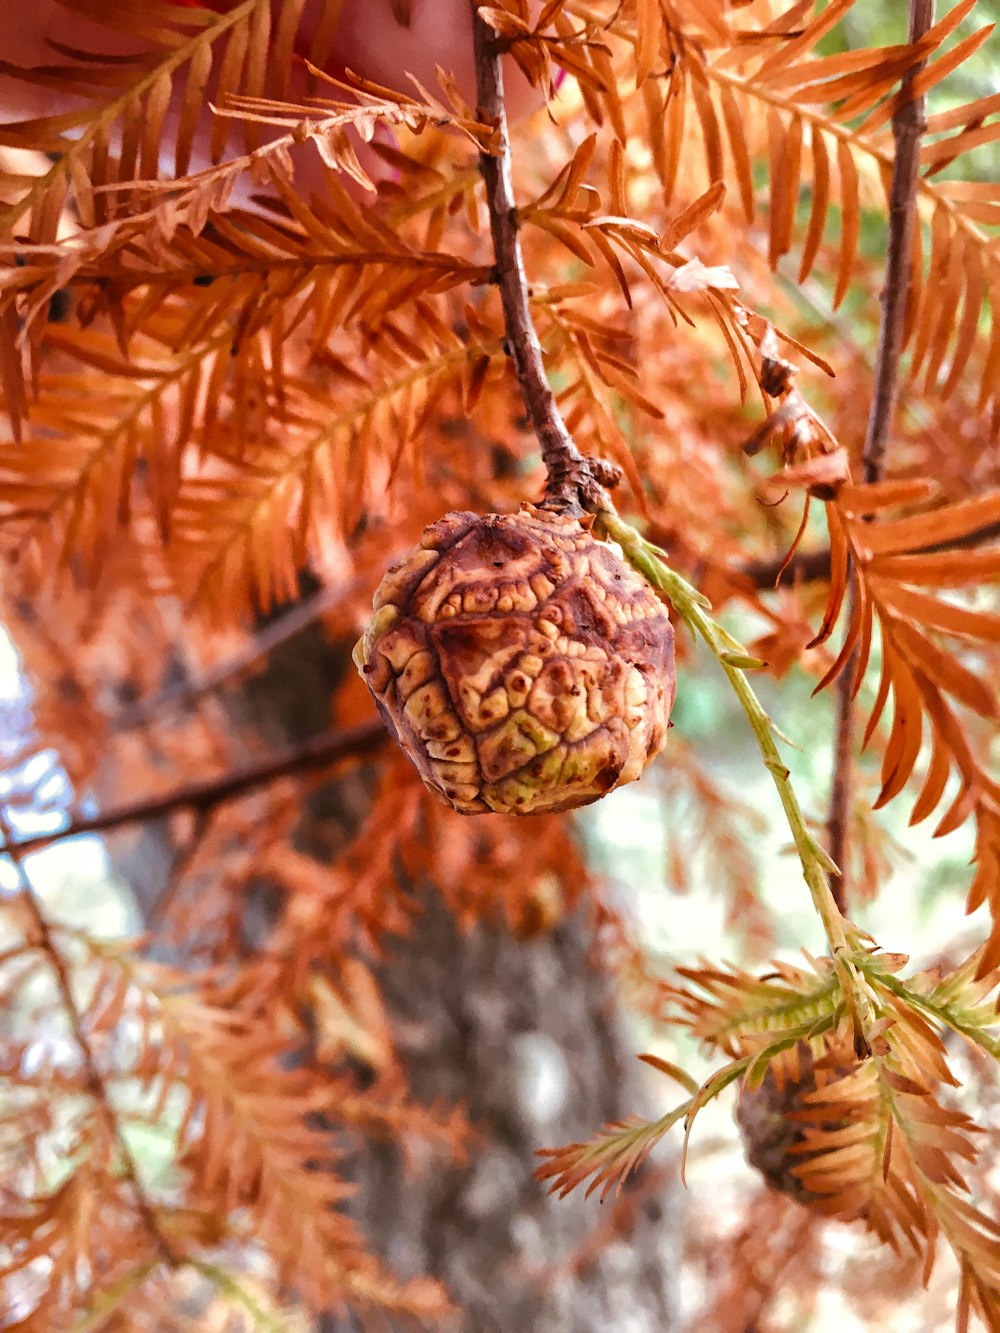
[354,507,676,815]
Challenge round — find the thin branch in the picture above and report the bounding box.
[739,546,833,589]
[826,661,856,915]
[3,720,386,858]
[471,4,615,515]
[739,516,1000,592]
[827,0,935,909]
[0,808,179,1264]
[863,0,935,485]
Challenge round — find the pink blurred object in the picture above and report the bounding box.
[1,1,549,205]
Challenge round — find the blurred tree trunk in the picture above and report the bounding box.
[329,895,682,1332]
[110,613,682,1331]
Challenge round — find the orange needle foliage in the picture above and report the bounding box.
[1,0,1000,1328]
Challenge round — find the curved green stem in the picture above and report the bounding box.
[597,511,873,1039]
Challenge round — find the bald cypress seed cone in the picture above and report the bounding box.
[736,1043,860,1209]
[353,506,676,815]
[737,1048,823,1205]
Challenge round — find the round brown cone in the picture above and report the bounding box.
[736,1042,861,1209]
[354,506,676,815]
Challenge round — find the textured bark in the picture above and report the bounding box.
[331,898,682,1331]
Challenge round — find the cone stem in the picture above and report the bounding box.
[471,6,613,515]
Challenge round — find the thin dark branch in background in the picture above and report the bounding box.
[471,5,616,516]
[740,517,1000,592]
[827,0,935,911]
[113,581,355,734]
[826,663,857,912]
[736,546,834,589]
[0,808,180,1264]
[4,720,386,858]
[863,0,936,486]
